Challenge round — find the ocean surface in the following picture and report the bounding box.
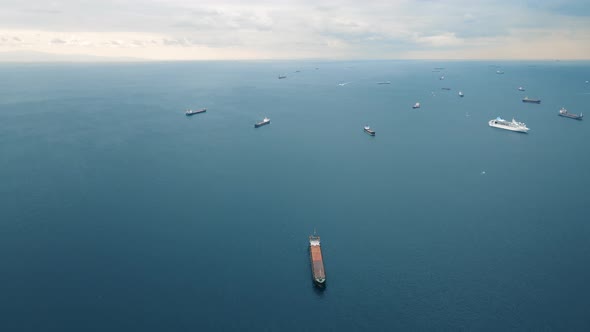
[1,60,589,331]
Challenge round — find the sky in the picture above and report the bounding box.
[0,0,589,60]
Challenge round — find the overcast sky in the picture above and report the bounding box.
[1,0,589,60]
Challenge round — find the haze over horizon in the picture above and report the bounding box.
[1,0,589,61]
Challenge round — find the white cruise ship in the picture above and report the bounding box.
[488,117,529,133]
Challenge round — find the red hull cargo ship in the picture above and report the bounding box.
[309,233,326,286]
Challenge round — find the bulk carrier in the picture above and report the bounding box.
[364,125,375,136]
[309,233,326,287]
[522,97,541,104]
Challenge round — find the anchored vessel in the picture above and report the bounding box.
[254,117,271,128]
[489,117,530,133]
[278,75,287,79]
[558,107,583,120]
[364,125,375,136]
[522,97,541,104]
[459,91,464,97]
[309,233,326,286]
[496,70,505,74]
[413,102,421,109]
[518,87,525,91]
[185,108,206,116]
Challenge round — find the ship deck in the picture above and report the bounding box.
[310,245,325,279]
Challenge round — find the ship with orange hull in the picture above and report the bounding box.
[309,233,326,286]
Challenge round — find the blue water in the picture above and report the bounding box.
[1,61,589,331]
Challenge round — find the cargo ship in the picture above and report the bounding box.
[254,117,271,128]
[185,108,206,116]
[522,97,541,104]
[309,233,326,286]
[558,107,583,120]
[364,125,375,136]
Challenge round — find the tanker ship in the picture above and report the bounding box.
[558,107,583,120]
[185,108,206,116]
[254,117,271,128]
[309,233,326,287]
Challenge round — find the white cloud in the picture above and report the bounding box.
[50,38,66,44]
[415,33,464,47]
[0,1,589,60]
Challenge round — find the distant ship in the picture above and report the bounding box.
[185,108,206,116]
[441,87,451,90]
[278,75,287,79]
[518,86,525,91]
[439,76,445,80]
[496,70,504,74]
[413,102,421,109]
[488,117,529,133]
[254,117,271,128]
[377,81,391,84]
[459,91,464,97]
[338,82,351,86]
[364,125,375,136]
[558,107,583,120]
[309,233,326,287]
[522,96,541,104]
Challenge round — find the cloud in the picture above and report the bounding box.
[0,35,29,46]
[463,13,476,23]
[162,38,189,46]
[23,8,62,15]
[0,0,589,60]
[415,33,464,47]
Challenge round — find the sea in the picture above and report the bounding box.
[1,60,589,331]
